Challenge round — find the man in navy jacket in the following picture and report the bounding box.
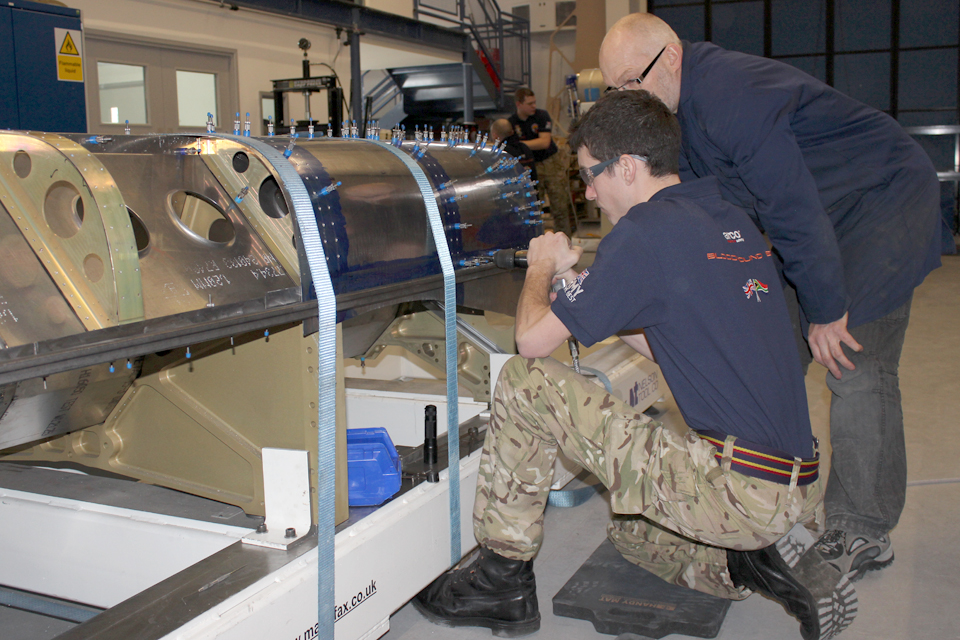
[599,13,943,582]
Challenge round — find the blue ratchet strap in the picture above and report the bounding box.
[547,485,598,508]
[360,138,462,566]
[215,134,338,639]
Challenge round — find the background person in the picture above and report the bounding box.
[509,88,577,236]
[490,118,537,181]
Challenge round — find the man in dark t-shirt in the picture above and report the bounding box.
[416,91,857,640]
[508,88,576,236]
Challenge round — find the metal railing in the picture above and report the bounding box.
[362,70,404,125]
[414,0,531,109]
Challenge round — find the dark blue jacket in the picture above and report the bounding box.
[677,41,942,328]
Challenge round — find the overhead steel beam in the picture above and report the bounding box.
[225,0,470,53]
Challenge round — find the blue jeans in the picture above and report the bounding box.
[823,297,912,538]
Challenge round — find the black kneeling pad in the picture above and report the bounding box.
[552,539,730,639]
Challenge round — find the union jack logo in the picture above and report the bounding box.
[743,278,769,301]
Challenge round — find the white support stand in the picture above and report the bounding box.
[242,448,312,550]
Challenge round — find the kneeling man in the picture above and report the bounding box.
[415,91,857,640]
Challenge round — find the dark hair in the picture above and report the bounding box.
[514,87,535,104]
[568,90,680,178]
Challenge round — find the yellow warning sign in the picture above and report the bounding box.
[59,32,79,56]
[54,28,83,83]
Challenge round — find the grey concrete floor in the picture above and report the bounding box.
[384,254,960,640]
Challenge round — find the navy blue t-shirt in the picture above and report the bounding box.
[509,109,558,163]
[677,41,942,328]
[552,177,813,459]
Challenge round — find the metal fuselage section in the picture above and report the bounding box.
[0,131,535,515]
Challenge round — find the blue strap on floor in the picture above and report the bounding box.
[548,485,598,508]
[216,134,339,639]
[360,138,462,566]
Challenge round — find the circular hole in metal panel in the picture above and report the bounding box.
[258,176,289,219]
[208,218,235,243]
[127,207,150,254]
[13,150,31,179]
[44,181,84,238]
[83,253,104,282]
[233,151,250,173]
[169,191,235,244]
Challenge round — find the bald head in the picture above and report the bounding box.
[490,118,514,142]
[600,13,683,112]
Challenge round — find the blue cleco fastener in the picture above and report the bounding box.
[284,134,299,158]
[235,186,250,204]
[84,135,112,144]
[267,117,275,136]
[234,113,241,136]
[244,113,251,137]
[320,181,342,196]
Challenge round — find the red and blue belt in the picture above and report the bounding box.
[697,430,819,487]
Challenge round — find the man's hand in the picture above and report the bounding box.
[808,312,862,379]
[527,232,583,277]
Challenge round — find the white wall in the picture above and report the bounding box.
[71,0,459,125]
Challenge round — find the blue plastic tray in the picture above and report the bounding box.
[347,427,402,506]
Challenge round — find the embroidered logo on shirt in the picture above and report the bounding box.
[565,269,589,302]
[723,230,744,243]
[743,278,769,301]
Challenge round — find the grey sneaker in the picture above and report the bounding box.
[815,529,894,581]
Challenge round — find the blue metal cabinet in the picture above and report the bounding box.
[0,9,18,129]
[0,0,86,133]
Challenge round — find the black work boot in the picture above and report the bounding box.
[413,546,540,638]
[727,543,858,640]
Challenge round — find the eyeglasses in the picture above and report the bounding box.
[607,46,667,93]
[579,154,648,186]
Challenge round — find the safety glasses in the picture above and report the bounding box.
[607,46,667,92]
[579,155,647,186]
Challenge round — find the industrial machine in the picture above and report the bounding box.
[0,128,665,639]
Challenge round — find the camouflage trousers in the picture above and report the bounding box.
[474,356,823,600]
[535,153,576,237]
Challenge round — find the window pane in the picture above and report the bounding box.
[713,2,764,56]
[905,132,957,172]
[898,110,959,127]
[261,96,276,134]
[901,0,959,48]
[98,62,147,125]
[654,5,704,42]
[176,70,217,128]
[771,0,825,56]
[835,0,889,52]
[899,49,958,112]
[834,52,890,112]
[775,55,827,84]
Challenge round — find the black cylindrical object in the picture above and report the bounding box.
[424,404,438,466]
[494,249,528,269]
